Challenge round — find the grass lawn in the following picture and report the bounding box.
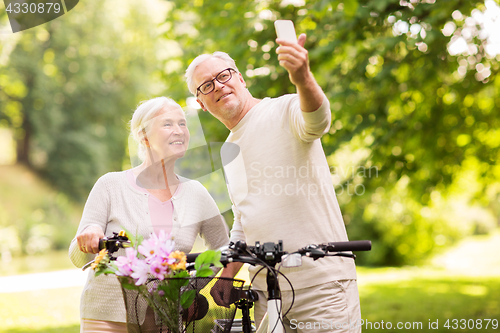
[2,272,498,333]
[356,231,500,332]
[359,272,500,332]
[0,287,81,333]
[1,232,499,332]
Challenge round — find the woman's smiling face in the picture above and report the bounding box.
[146,106,190,161]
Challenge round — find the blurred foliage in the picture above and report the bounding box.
[0,0,164,201]
[0,165,81,256]
[160,0,500,265]
[1,0,499,265]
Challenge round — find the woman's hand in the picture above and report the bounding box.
[77,225,105,254]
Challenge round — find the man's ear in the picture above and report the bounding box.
[238,72,246,88]
[197,98,208,112]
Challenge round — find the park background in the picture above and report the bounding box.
[0,0,500,331]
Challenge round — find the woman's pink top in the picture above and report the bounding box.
[126,169,178,235]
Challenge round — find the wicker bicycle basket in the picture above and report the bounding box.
[120,276,244,333]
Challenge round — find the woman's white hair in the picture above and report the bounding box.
[185,51,240,96]
[129,96,182,161]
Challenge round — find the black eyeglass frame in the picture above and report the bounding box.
[196,68,237,96]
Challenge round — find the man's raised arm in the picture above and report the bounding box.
[276,33,326,113]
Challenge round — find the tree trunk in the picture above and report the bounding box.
[16,117,31,167]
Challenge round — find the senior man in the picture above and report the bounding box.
[185,34,360,333]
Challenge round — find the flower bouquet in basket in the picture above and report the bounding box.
[92,230,224,333]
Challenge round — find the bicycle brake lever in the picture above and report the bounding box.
[82,260,94,271]
[332,252,356,259]
[300,244,326,260]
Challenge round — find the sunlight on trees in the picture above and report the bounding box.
[0,0,499,264]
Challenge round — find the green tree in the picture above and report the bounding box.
[0,0,164,201]
[161,0,500,265]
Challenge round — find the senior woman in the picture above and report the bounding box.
[69,97,229,332]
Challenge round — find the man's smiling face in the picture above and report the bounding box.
[193,57,248,126]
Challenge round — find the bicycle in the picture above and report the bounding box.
[196,239,372,333]
[85,232,371,333]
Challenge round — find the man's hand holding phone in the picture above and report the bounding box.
[274,20,325,113]
[274,20,298,43]
[274,20,311,87]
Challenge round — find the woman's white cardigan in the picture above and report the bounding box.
[69,171,229,323]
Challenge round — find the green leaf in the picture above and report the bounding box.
[94,266,117,277]
[161,284,180,300]
[212,251,223,268]
[213,250,221,263]
[94,270,105,277]
[120,278,138,290]
[343,0,358,17]
[180,289,196,309]
[194,249,223,271]
[174,277,190,289]
[212,261,223,268]
[195,266,214,278]
[174,270,190,279]
[117,226,143,248]
[194,250,216,271]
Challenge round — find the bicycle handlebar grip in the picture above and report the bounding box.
[186,252,200,263]
[98,238,105,250]
[186,251,235,266]
[327,240,371,252]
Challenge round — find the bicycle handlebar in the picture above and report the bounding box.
[316,240,372,252]
[186,239,372,267]
[82,231,131,270]
[98,231,131,254]
[92,231,371,268]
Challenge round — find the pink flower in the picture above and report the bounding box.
[138,235,161,260]
[131,259,149,286]
[112,231,184,286]
[158,240,175,259]
[115,247,138,277]
[138,231,175,262]
[158,230,175,249]
[149,258,168,280]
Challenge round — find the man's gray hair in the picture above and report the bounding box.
[129,96,182,161]
[185,51,240,96]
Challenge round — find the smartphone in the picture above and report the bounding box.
[274,20,297,43]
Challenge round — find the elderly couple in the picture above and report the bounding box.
[70,35,360,333]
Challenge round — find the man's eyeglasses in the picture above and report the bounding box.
[196,68,236,96]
